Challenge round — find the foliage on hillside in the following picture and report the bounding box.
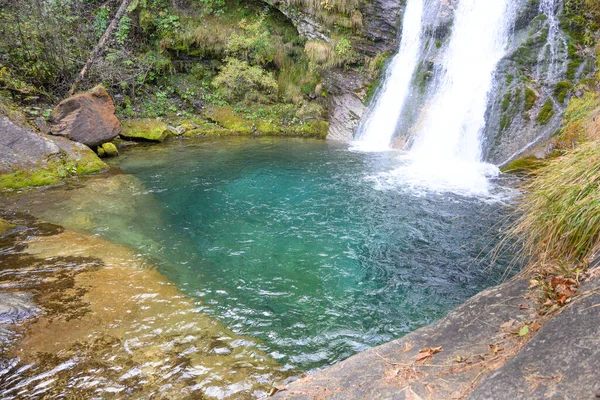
[0,0,335,132]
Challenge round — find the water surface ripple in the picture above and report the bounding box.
[102,138,517,370]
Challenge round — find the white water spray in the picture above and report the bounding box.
[359,0,517,195]
[351,0,424,152]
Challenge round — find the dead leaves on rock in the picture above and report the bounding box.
[415,346,443,362]
[530,274,580,310]
[548,276,578,305]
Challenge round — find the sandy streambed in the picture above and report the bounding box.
[0,212,286,399]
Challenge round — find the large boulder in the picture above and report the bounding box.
[0,113,107,190]
[49,86,121,147]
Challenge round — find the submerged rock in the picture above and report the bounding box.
[120,119,170,142]
[0,217,14,236]
[49,85,122,148]
[0,292,38,343]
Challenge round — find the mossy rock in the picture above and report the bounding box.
[204,106,252,135]
[0,218,14,236]
[101,142,119,157]
[256,120,280,135]
[0,153,107,190]
[121,119,171,142]
[501,156,545,175]
[294,121,329,138]
[74,151,108,175]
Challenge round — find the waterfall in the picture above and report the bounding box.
[356,0,517,195]
[351,0,424,151]
[537,0,567,83]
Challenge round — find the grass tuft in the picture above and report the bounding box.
[508,141,600,266]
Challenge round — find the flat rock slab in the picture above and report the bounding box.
[276,269,600,400]
[274,276,538,399]
[468,270,600,400]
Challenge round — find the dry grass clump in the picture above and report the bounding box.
[287,0,359,16]
[305,40,333,64]
[304,38,356,68]
[509,141,600,266]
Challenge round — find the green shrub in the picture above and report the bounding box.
[537,99,555,124]
[226,15,276,66]
[524,87,538,111]
[213,58,278,104]
[554,81,573,103]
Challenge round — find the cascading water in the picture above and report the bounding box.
[537,0,567,82]
[351,0,424,152]
[355,0,518,195]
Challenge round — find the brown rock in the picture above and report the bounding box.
[50,86,121,147]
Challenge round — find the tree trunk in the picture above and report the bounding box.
[67,0,131,97]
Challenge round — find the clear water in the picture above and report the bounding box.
[90,137,517,371]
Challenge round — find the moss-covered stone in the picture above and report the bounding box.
[121,119,171,142]
[74,151,108,175]
[101,142,119,157]
[0,152,107,191]
[205,106,253,135]
[256,120,280,135]
[501,156,545,174]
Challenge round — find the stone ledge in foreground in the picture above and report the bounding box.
[274,267,600,399]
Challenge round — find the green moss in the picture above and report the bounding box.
[0,151,107,190]
[101,142,119,157]
[205,106,253,134]
[121,119,171,142]
[365,74,382,105]
[0,217,15,236]
[554,81,572,103]
[293,121,329,138]
[524,87,538,111]
[501,156,545,174]
[566,43,584,81]
[502,93,511,112]
[537,99,555,125]
[256,120,280,135]
[0,168,61,190]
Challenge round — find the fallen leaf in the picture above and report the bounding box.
[416,346,443,362]
[519,325,530,337]
[455,354,468,363]
[489,343,504,355]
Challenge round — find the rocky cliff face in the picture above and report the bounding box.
[267,0,405,142]
[277,0,597,164]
